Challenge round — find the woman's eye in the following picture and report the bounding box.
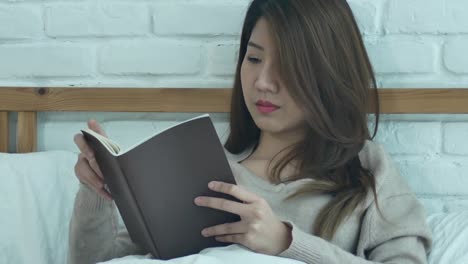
[247,57,261,64]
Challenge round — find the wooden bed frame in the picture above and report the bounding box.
[1,87,468,153]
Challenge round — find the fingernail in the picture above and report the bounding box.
[194,197,201,204]
[208,182,215,188]
[201,229,208,236]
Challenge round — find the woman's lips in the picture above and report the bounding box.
[255,100,280,114]
[256,105,279,114]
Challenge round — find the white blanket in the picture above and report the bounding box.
[99,245,305,264]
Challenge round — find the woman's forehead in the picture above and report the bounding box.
[249,18,277,53]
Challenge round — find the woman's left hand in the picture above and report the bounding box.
[194,181,292,256]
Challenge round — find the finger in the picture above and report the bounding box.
[201,221,247,237]
[216,233,256,249]
[208,181,259,204]
[88,119,107,137]
[215,234,243,244]
[74,134,95,159]
[88,156,104,179]
[76,154,104,189]
[77,152,103,179]
[195,196,247,216]
[76,160,112,201]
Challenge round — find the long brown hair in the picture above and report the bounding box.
[224,0,381,240]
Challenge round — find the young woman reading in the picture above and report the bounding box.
[69,0,432,263]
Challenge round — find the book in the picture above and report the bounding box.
[81,114,241,260]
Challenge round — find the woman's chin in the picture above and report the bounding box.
[253,119,282,133]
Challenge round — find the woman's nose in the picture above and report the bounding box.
[255,67,278,93]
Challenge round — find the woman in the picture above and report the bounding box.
[69,0,432,263]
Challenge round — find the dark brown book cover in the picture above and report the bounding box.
[81,114,241,260]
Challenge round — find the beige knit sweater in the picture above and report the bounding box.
[68,140,432,264]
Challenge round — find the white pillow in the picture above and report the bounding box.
[427,211,468,264]
[0,151,79,264]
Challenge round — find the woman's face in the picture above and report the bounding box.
[241,18,306,138]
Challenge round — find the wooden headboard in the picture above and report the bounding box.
[1,87,468,153]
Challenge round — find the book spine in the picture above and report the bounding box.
[114,156,161,259]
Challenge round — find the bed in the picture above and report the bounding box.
[1,87,468,264]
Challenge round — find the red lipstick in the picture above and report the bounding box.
[255,100,279,114]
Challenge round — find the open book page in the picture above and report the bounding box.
[116,114,210,156]
[118,114,210,156]
[81,114,210,156]
[82,128,121,154]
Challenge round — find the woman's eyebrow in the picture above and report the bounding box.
[248,41,264,51]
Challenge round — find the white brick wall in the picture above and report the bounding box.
[374,122,442,155]
[45,4,150,37]
[0,45,93,77]
[1,0,468,213]
[444,38,468,74]
[152,4,247,36]
[0,0,466,87]
[385,0,468,34]
[0,6,42,39]
[444,123,468,155]
[366,37,437,74]
[99,42,202,75]
[207,44,239,76]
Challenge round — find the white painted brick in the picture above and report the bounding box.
[207,44,239,76]
[417,198,446,214]
[0,6,42,39]
[380,79,468,89]
[444,123,468,155]
[365,38,436,74]
[0,46,93,78]
[418,197,468,214]
[348,0,378,34]
[46,4,149,37]
[444,38,468,74]
[385,0,468,34]
[153,4,247,36]
[442,199,468,212]
[99,42,202,75]
[395,159,468,196]
[374,122,441,154]
[448,0,468,32]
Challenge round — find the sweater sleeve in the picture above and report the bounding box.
[67,184,145,264]
[278,193,432,264]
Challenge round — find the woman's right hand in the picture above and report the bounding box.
[73,119,112,201]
